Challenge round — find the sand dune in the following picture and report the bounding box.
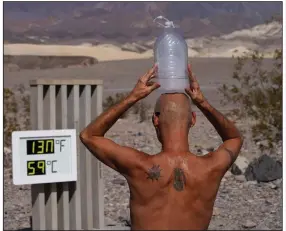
[4,44,154,61]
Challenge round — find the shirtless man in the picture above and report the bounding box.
[80,64,243,230]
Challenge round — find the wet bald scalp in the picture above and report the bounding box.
[154,93,192,129]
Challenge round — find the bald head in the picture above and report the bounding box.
[154,93,192,130]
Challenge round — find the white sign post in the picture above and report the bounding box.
[12,129,77,185]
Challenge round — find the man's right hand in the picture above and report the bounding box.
[185,64,206,105]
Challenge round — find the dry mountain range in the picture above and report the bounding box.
[4,2,282,44]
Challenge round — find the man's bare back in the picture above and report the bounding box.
[80,64,243,230]
[126,151,223,230]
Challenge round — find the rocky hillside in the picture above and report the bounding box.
[4,2,282,44]
[119,21,282,57]
[185,21,282,57]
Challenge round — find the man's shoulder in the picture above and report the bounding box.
[124,149,157,169]
[195,150,231,176]
[128,152,167,173]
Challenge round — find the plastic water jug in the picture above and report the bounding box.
[154,16,189,93]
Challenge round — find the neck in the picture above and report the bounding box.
[160,128,189,153]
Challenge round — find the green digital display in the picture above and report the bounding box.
[26,139,54,155]
[27,160,46,176]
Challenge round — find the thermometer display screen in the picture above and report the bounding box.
[26,139,55,155]
[27,160,46,175]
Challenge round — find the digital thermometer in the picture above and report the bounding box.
[12,129,77,185]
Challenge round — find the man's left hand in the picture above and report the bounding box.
[129,65,160,101]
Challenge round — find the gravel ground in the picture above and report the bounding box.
[4,111,282,230]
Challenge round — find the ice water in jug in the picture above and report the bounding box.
[154,16,189,93]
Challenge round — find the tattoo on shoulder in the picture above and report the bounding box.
[173,168,186,191]
[146,164,162,181]
[224,148,236,166]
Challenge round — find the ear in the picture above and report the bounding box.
[190,111,196,128]
[152,113,160,127]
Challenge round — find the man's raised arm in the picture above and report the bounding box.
[185,65,243,171]
[196,100,243,168]
[80,65,160,174]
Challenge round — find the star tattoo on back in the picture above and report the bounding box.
[146,164,162,181]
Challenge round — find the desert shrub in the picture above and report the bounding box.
[4,55,98,70]
[4,85,30,147]
[4,88,19,146]
[132,101,151,122]
[103,93,150,121]
[103,93,129,118]
[219,49,282,151]
[265,14,282,24]
[138,102,150,122]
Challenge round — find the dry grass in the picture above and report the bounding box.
[4,55,98,70]
[4,85,30,147]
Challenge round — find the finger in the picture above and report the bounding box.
[188,64,194,82]
[145,65,156,78]
[149,82,160,91]
[146,81,155,87]
[149,73,157,80]
[187,64,197,82]
[190,81,199,89]
[192,73,198,82]
[187,64,192,78]
[143,74,157,86]
[185,88,189,94]
[188,64,192,74]
[147,80,160,86]
[185,87,196,96]
[185,88,192,96]
[154,63,158,72]
[142,65,156,82]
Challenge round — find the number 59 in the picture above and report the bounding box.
[27,160,45,175]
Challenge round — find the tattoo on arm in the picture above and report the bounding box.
[224,148,236,167]
[173,168,186,191]
[146,165,162,181]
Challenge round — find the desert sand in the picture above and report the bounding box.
[4,43,153,61]
[2,42,276,61]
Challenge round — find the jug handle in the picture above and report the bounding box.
[153,16,175,28]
